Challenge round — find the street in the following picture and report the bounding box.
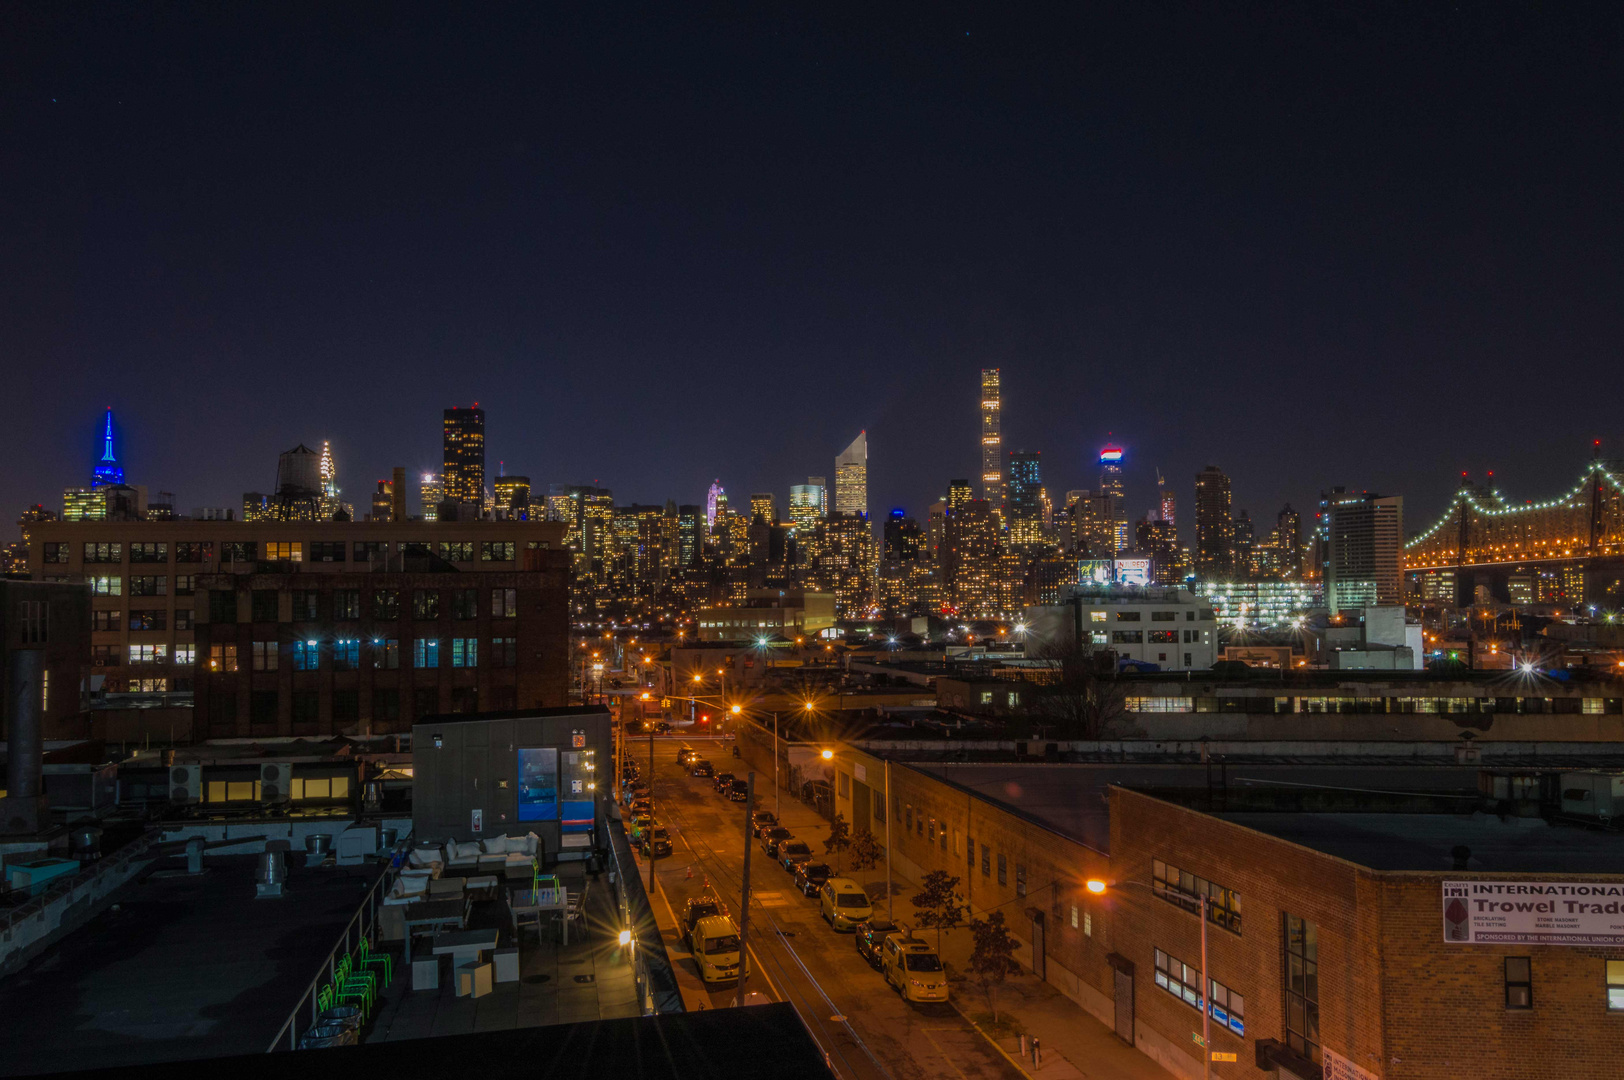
[623,731,1026,1080]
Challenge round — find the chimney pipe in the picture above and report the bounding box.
[2,648,49,834]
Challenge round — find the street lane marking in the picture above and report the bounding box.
[922,1029,971,1080]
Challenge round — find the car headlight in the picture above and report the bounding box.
[910,980,923,987]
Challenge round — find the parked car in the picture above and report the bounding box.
[639,825,672,858]
[777,840,813,871]
[630,813,653,843]
[881,935,949,1002]
[750,810,779,837]
[677,746,697,765]
[793,861,832,897]
[631,797,654,816]
[818,877,873,930]
[682,895,727,947]
[713,772,736,794]
[801,779,833,805]
[651,721,672,734]
[693,915,745,985]
[690,760,714,778]
[854,919,899,969]
[629,780,650,798]
[728,778,750,802]
[760,827,793,857]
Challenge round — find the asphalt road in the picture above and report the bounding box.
[623,732,1024,1080]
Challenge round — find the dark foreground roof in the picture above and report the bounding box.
[46,1003,833,1080]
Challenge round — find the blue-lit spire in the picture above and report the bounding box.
[91,408,124,487]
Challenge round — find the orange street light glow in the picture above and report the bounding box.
[1086,879,1108,894]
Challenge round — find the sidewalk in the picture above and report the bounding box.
[877,869,1173,1080]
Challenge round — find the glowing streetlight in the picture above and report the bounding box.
[731,704,742,715]
[821,749,834,760]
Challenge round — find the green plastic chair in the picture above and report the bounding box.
[328,973,370,1019]
[336,954,377,1010]
[357,937,392,986]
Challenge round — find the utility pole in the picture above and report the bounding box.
[773,713,780,821]
[884,758,893,921]
[647,725,656,897]
[735,772,756,1007]
[1199,892,1210,1080]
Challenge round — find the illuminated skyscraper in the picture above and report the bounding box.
[1195,465,1234,577]
[1158,470,1176,526]
[442,406,486,506]
[1276,504,1303,578]
[750,493,776,524]
[980,369,1002,509]
[835,432,867,518]
[807,476,828,515]
[1098,445,1129,552]
[494,474,531,517]
[789,481,825,533]
[91,409,124,487]
[1324,491,1404,609]
[706,480,726,532]
[419,473,444,521]
[947,478,974,512]
[1005,450,1044,548]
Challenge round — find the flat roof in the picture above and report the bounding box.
[1215,811,1624,874]
[0,856,383,1075]
[908,762,1483,853]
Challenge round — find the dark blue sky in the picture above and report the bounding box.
[4,3,1623,542]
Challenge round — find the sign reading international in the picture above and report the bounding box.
[1443,880,1624,945]
[1323,1047,1379,1080]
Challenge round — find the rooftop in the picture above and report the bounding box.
[1215,810,1624,874]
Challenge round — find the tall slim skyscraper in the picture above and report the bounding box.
[1195,465,1234,577]
[807,476,828,515]
[442,406,486,506]
[706,480,726,531]
[834,432,867,518]
[1158,470,1176,526]
[1276,504,1303,579]
[1005,450,1043,547]
[419,473,444,521]
[91,408,124,487]
[980,369,1003,509]
[1098,445,1129,552]
[1232,509,1255,579]
[1324,492,1404,609]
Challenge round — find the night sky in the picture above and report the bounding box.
[4,3,1623,539]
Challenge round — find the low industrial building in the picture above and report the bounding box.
[694,588,836,642]
[1025,585,1218,671]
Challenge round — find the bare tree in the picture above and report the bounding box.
[967,911,1023,1023]
[1024,636,1126,740]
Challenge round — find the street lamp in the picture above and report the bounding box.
[1088,878,1215,1079]
[821,749,834,760]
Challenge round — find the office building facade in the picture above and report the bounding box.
[1195,465,1235,578]
[981,368,1003,509]
[441,406,486,506]
[1325,492,1404,610]
[834,432,868,519]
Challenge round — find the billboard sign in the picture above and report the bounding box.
[1078,558,1152,586]
[1442,880,1624,945]
[516,747,559,822]
[1323,1048,1379,1080]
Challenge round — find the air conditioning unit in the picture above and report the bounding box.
[260,763,294,804]
[170,765,201,804]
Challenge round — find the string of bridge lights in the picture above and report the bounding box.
[1403,461,1623,550]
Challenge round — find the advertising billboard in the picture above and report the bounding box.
[1442,880,1624,945]
[516,747,559,822]
[1078,558,1153,586]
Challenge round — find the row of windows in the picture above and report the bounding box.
[1088,609,1211,623]
[99,644,196,666]
[210,685,502,726]
[1154,947,1245,1037]
[213,588,520,624]
[209,637,517,672]
[1118,696,1624,715]
[90,575,196,597]
[1153,858,1243,934]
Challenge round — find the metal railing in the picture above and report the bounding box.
[267,861,398,1052]
[0,832,159,941]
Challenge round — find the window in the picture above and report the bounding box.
[175,541,212,563]
[982,845,990,877]
[1283,913,1320,1062]
[332,689,359,723]
[333,638,360,671]
[292,775,352,800]
[289,640,320,671]
[251,690,278,726]
[905,806,913,831]
[1112,630,1143,644]
[996,853,1007,885]
[292,690,319,728]
[967,837,976,868]
[1149,630,1178,643]
[175,608,194,631]
[452,589,478,620]
[374,638,400,669]
[373,589,400,620]
[129,542,167,563]
[92,610,121,631]
[42,542,70,563]
[439,541,475,561]
[128,644,168,665]
[1184,629,1198,643]
[83,542,122,563]
[221,541,257,563]
[1607,960,1624,1011]
[490,636,516,668]
[128,609,167,631]
[130,575,167,596]
[1116,611,1141,622]
[208,591,236,623]
[206,780,261,803]
[481,541,515,561]
[1089,611,1106,623]
[373,689,400,724]
[413,590,440,620]
[354,540,389,562]
[838,772,851,798]
[492,587,518,618]
[1091,631,1108,645]
[174,644,195,666]
[451,637,478,668]
[91,575,122,596]
[1151,610,1177,621]
[174,574,197,596]
[927,817,936,842]
[980,690,994,705]
[264,542,302,561]
[1084,911,1092,936]
[251,590,279,622]
[252,641,279,671]
[415,638,440,668]
[1015,863,1026,896]
[309,541,345,563]
[93,645,119,665]
[452,686,479,713]
[290,591,319,621]
[1505,957,1532,1009]
[1070,904,1079,929]
[1154,948,1245,1037]
[1153,859,1242,934]
[415,687,440,717]
[1125,696,1193,712]
[333,590,361,620]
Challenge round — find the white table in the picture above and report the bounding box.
[509,885,569,945]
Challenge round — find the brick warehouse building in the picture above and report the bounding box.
[817,746,1624,1080]
[192,549,570,737]
[25,517,565,699]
